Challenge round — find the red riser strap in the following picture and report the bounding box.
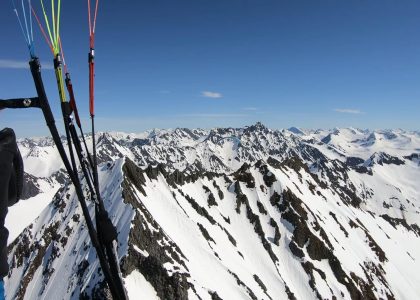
[89,61,95,116]
[66,82,82,128]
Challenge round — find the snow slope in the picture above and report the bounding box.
[5,123,420,299]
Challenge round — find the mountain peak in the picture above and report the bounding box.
[7,124,420,299]
[245,121,268,133]
[288,126,304,135]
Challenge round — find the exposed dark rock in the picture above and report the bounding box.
[234,182,278,263]
[365,152,405,167]
[301,261,324,300]
[233,163,255,188]
[289,240,304,258]
[245,122,268,133]
[329,212,349,237]
[381,215,420,237]
[77,260,90,285]
[269,218,281,245]
[212,180,224,200]
[51,186,67,214]
[253,274,273,300]
[284,284,296,300]
[349,219,359,229]
[122,158,147,195]
[307,180,317,195]
[353,165,373,175]
[269,191,282,211]
[144,163,166,181]
[306,233,331,261]
[328,256,365,300]
[346,157,364,167]
[11,127,417,299]
[255,161,277,187]
[184,194,217,225]
[138,255,189,300]
[311,219,334,250]
[253,274,267,292]
[288,127,304,135]
[364,231,387,262]
[121,160,191,300]
[198,223,215,244]
[281,156,309,175]
[9,220,61,300]
[321,134,332,144]
[209,291,223,300]
[360,261,395,300]
[203,184,218,207]
[349,272,376,300]
[404,153,420,162]
[257,200,267,215]
[222,228,237,247]
[228,270,257,300]
[51,169,67,185]
[267,156,282,169]
[20,172,41,200]
[207,192,217,207]
[82,280,110,300]
[337,185,363,208]
[221,215,230,224]
[383,201,392,209]
[277,189,372,299]
[278,189,308,220]
[72,214,80,223]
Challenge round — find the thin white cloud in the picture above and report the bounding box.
[0,59,53,70]
[334,108,364,114]
[202,91,222,99]
[180,113,247,118]
[242,107,258,111]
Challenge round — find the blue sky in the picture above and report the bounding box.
[1,0,419,137]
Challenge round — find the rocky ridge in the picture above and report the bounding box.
[5,123,420,299]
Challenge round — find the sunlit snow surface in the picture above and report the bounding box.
[125,270,159,300]
[5,125,420,299]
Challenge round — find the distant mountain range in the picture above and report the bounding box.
[5,123,420,299]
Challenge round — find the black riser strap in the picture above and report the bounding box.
[68,123,96,202]
[29,58,125,300]
[0,97,40,110]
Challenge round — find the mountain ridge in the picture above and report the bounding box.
[5,123,420,299]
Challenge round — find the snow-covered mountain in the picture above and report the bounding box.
[5,123,420,299]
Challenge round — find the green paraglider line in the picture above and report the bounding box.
[39,0,55,52]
